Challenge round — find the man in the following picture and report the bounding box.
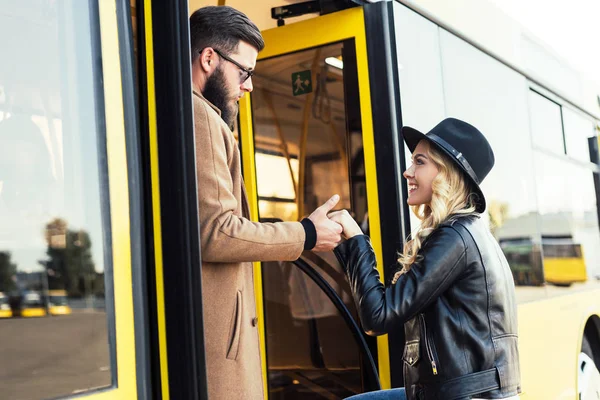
[190,6,343,399]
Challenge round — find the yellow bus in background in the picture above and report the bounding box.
[542,237,588,286]
[500,235,588,287]
[11,292,47,318]
[0,292,12,318]
[48,290,72,316]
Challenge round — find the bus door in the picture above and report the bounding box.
[238,7,391,399]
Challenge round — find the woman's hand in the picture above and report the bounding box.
[328,210,363,239]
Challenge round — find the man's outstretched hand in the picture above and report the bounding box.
[308,194,343,252]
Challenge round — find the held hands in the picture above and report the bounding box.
[328,209,363,239]
[308,195,364,252]
[308,194,344,252]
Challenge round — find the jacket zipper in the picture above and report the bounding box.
[419,314,439,375]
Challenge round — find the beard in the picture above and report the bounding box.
[202,66,238,128]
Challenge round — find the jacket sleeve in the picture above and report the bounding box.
[333,227,467,336]
[194,98,305,263]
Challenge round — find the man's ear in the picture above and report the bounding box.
[198,47,216,73]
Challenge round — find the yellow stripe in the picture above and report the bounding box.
[96,0,137,398]
[238,95,269,399]
[256,6,391,391]
[143,0,171,398]
[351,10,391,391]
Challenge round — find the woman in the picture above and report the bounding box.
[330,118,520,400]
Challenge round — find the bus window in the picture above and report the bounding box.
[0,2,114,399]
[256,153,300,221]
[529,89,566,155]
[251,40,369,398]
[534,151,600,290]
[395,4,548,301]
[563,107,598,163]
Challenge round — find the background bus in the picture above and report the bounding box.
[47,290,72,316]
[9,291,47,318]
[0,291,12,318]
[499,235,588,287]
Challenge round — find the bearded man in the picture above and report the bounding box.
[190,6,343,399]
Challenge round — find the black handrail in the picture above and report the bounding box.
[292,257,382,391]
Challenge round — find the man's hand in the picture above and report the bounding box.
[308,194,343,252]
[328,210,363,239]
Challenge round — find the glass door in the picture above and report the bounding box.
[238,7,391,399]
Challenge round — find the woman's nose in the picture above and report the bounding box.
[403,164,414,179]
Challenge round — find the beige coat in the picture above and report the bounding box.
[193,91,306,400]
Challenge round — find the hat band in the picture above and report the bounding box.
[428,133,480,185]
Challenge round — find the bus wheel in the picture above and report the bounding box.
[579,335,600,399]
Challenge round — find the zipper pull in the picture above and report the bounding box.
[431,360,438,375]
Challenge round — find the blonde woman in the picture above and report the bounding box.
[330,118,520,400]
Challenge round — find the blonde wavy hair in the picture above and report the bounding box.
[394,141,478,282]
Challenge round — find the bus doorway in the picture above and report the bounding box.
[237,8,390,399]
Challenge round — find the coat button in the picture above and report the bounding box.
[409,357,413,363]
[251,317,258,327]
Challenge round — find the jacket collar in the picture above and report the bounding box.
[193,89,221,116]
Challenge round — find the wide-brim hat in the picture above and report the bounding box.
[401,118,495,213]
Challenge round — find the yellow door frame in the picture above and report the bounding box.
[238,6,391,395]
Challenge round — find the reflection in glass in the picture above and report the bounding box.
[529,90,565,155]
[426,28,551,301]
[0,2,113,399]
[534,151,600,294]
[562,107,596,163]
[252,42,370,398]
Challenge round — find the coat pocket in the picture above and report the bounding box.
[403,340,421,366]
[226,290,243,360]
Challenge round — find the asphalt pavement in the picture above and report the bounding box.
[0,312,112,400]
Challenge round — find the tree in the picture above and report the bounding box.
[0,252,17,292]
[44,218,95,297]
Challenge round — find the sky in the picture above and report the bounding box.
[488,0,600,87]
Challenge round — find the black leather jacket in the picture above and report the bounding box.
[334,216,520,400]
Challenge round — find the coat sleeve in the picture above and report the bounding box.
[333,226,467,336]
[194,98,305,263]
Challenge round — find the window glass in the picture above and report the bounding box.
[534,152,600,291]
[393,2,446,234]
[0,2,114,399]
[438,29,546,301]
[251,41,369,399]
[562,107,596,163]
[256,153,299,221]
[393,2,445,132]
[529,90,565,154]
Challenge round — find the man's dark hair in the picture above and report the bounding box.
[189,6,264,62]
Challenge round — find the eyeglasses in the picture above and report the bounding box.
[212,48,254,83]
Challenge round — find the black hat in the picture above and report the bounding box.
[401,118,495,213]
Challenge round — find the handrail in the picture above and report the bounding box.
[292,256,382,391]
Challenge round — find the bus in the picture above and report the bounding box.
[9,291,48,318]
[47,290,72,316]
[500,236,588,287]
[0,0,599,399]
[0,291,12,318]
[497,212,590,287]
